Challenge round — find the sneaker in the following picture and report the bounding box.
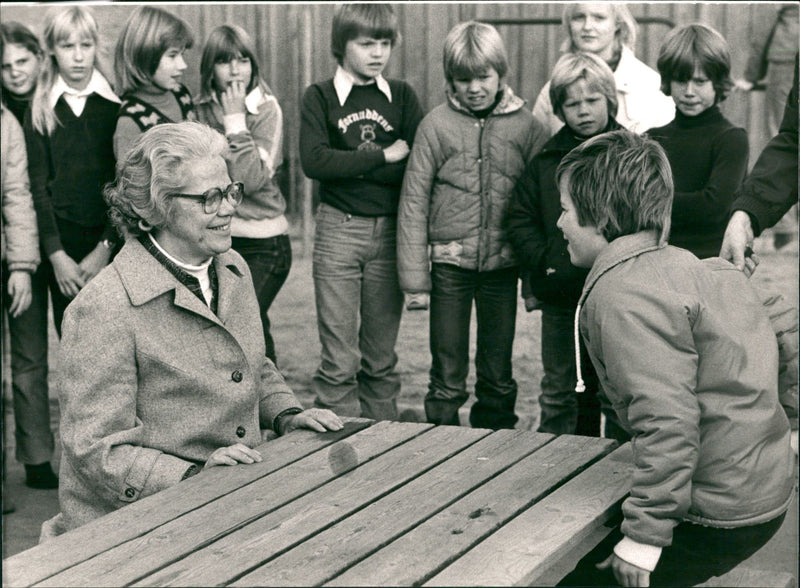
[25,463,58,490]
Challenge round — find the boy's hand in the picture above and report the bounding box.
[281,408,343,434]
[204,443,262,468]
[383,139,410,163]
[78,242,112,282]
[597,553,650,587]
[49,250,85,299]
[7,270,32,318]
[405,292,430,311]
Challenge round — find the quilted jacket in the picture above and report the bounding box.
[398,86,547,293]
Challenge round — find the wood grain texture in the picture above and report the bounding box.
[327,434,618,587]
[33,420,416,588]
[132,424,488,587]
[425,443,633,587]
[5,420,371,587]
[231,429,555,587]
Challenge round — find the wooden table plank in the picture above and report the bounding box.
[133,424,489,587]
[425,442,633,587]
[4,419,372,588]
[33,420,431,588]
[326,435,619,587]
[231,429,556,587]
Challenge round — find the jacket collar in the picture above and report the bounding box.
[445,84,526,117]
[333,66,392,106]
[542,117,623,153]
[113,237,246,325]
[613,46,638,95]
[49,69,119,109]
[579,230,665,307]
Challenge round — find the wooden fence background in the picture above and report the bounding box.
[2,2,794,253]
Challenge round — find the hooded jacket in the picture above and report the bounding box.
[398,86,547,293]
[576,231,795,552]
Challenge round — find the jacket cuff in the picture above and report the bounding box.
[223,112,248,135]
[6,262,37,273]
[614,536,662,572]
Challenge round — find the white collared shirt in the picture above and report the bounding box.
[50,69,120,117]
[333,66,392,107]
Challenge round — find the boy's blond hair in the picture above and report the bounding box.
[549,52,618,121]
[556,130,673,244]
[443,21,508,85]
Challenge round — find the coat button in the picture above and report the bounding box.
[124,487,136,498]
[236,426,246,438]
[231,370,243,382]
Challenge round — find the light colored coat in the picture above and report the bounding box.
[42,237,302,538]
[533,46,675,135]
[398,86,547,293]
[577,231,795,548]
[1,104,39,273]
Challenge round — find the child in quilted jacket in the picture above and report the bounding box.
[398,21,547,429]
[556,130,795,587]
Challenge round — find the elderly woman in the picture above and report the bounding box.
[532,3,674,135]
[41,121,342,539]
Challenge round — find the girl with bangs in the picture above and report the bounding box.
[196,25,291,366]
[21,5,120,488]
[113,5,196,160]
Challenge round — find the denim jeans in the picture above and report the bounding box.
[311,203,403,420]
[2,262,53,465]
[427,263,519,430]
[539,304,628,441]
[232,234,292,365]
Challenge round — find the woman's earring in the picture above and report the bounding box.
[138,219,153,232]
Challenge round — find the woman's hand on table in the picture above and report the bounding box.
[204,443,263,469]
[282,408,343,434]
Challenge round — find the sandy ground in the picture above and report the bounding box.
[2,233,798,581]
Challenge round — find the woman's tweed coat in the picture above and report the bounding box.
[41,237,303,538]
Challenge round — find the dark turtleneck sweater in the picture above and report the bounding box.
[3,91,33,126]
[648,105,748,258]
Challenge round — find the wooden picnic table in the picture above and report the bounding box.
[3,419,632,587]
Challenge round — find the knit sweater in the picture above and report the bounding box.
[647,106,748,258]
[3,91,33,127]
[113,85,195,160]
[24,94,118,257]
[299,78,424,217]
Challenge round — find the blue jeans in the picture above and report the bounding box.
[311,203,403,420]
[539,304,628,441]
[232,234,292,365]
[2,262,53,465]
[427,263,519,430]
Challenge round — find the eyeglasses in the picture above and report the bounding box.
[170,182,244,214]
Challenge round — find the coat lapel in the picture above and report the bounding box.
[114,238,244,327]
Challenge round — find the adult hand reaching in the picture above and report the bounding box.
[720,210,760,277]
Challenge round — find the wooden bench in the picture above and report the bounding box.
[697,567,797,588]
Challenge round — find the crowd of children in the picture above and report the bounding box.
[1,4,797,584]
